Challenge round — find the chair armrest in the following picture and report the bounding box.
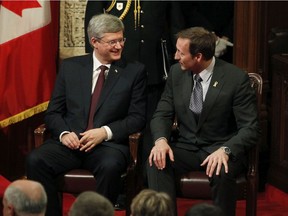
[34,124,47,148]
[128,132,141,166]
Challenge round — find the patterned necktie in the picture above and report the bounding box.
[86,65,107,130]
[189,74,203,117]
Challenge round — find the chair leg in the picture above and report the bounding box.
[246,179,257,216]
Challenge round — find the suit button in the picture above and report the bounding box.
[141,10,144,14]
[141,40,144,43]
[141,25,144,28]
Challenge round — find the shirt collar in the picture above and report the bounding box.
[198,57,215,82]
[92,51,111,71]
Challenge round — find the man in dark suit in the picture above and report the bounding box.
[146,27,260,216]
[84,1,185,160]
[26,13,146,216]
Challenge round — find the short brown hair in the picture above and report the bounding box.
[176,27,216,60]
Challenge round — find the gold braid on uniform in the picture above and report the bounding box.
[119,0,132,21]
[137,0,140,28]
[134,0,141,29]
[105,0,116,13]
[105,0,140,30]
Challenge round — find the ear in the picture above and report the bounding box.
[6,204,15,216]
[90,37,98,49]
[194,52,203,62]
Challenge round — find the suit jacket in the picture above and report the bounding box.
[45,54,147,154]
[85,0,185,85]
[150,58,260,160]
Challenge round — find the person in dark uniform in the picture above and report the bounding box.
[85,0,185,170]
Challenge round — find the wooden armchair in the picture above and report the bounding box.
[34,125,142,216]
[175,73,263,216]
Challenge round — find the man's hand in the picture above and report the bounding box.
[148,138,174,170]
[61,132,81,149]
[79,127,107,152]
[215,37,233,57]
[201,147,229,177]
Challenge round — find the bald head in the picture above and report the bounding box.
[3,179,47,216]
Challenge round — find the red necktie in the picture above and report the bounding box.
[86,65,107,130]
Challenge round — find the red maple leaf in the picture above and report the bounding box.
[1,0,41,17]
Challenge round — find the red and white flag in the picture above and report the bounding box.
[0,0,59,128]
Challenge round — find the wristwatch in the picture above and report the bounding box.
[221,146,231,156]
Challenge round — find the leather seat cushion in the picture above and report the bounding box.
[176,171,247,200]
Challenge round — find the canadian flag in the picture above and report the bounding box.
[0,0,59,128]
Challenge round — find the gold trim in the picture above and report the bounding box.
[119,0,132,21]
[134,0,137,29]
[0,101,49,128]
[105,1,134,26]
[105,0,116,13]
[137,0,141,28]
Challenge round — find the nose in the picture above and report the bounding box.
[174,52,179,60]
[115,41,123,49]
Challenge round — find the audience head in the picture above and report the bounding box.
[2,179,47,216]
[185,203,224,216]
[69,191,114,216]
[130,189,174,216]
[176,27,216,60]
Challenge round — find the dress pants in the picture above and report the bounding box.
[26,139,128,216]
[146,146,245,216]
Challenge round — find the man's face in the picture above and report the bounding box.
[92,31,124,64]
[174,38,197,71]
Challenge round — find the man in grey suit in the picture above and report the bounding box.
[147,27,260,216]
[26,14,146,216]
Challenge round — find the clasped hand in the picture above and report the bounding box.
[61,127,107,152]
[149,140,229,177]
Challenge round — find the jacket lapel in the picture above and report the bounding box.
[182,70,194,109]
[197,60,225,128]
[94,60,124,113]
[81,55,94,119]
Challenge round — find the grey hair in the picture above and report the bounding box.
[4,184,47,215]
[69,191,114,216]
[87,13,124,45]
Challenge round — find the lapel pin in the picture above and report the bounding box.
[213,81,218,87]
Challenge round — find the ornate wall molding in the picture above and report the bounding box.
[59,0,87,60]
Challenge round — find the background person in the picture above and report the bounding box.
[185,203,224,216]
[69,191,114,216]
[2,179,47,216]
[130,189,174,216]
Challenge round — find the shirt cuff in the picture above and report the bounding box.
[59,131,70,142]
[102,126,112,141]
